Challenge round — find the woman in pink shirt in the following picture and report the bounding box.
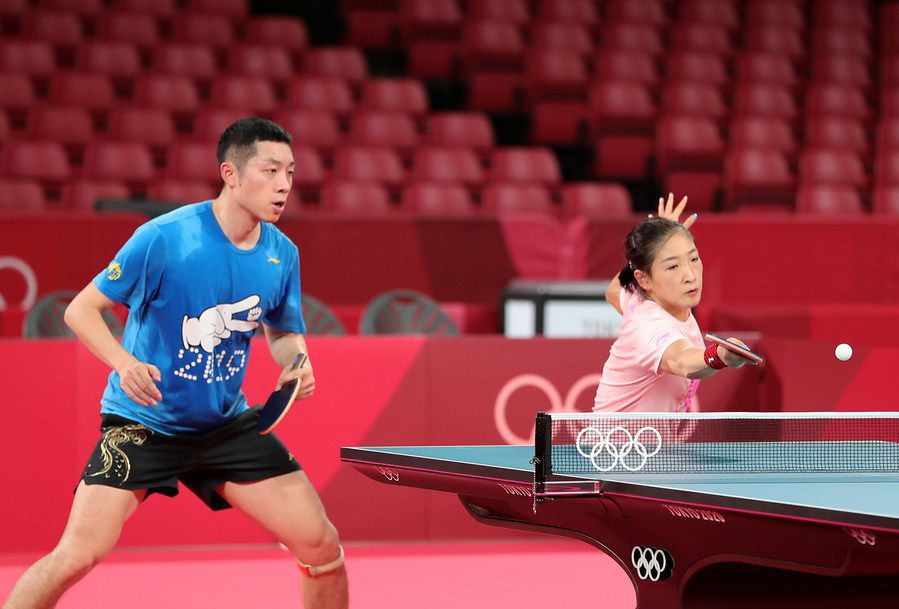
[594,194,749,413]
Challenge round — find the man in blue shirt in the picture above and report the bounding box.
[3,119,348,609]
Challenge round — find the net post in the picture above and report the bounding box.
[532,412,552,510]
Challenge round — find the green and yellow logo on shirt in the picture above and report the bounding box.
[107,261,122,281]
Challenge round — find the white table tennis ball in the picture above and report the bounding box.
[835,343,853,361]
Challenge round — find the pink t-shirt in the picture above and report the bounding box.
[594,287,704,413]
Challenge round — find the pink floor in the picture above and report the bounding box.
[1,540,636,608]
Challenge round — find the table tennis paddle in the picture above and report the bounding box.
[257,352,308,435]
[704,333,764,366]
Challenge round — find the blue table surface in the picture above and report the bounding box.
[356,445,899,522]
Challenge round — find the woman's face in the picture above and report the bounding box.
[637,231,703,319]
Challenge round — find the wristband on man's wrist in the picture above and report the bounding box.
[703,344,727,370]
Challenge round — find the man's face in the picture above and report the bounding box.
[228,140,295,222]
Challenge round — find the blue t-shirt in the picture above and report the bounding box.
[93,201,306,435]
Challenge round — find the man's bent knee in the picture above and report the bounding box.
[295,545,344,578]
[48,547,106,584]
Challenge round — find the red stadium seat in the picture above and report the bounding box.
[655,116,725,210]
[348,111,420,150]
[467,72,522,113]
[424,113,495,153]
[406,40,460,80]
[22,11,84,47]
[77,42,141,80]
[2,142,70,181]
[735,53,800,88]
[805,118,869,156]
[411,147,484,186]
[108,108,176,147]
[303,48,368,83]
[165,142,220,182]
[799,149,868,189]
[882,88,899,118]
[489,148,561,187]
[560,183,632,218]
[593,51,659,88]
[134,75,199,113]
[523,50,588,102]
[228,46,294,82]
[0,112,8,140]
[723,148,795,209]
[210,77,277,114]
[680,0,739,29]
[530,22,593,56]
[806,84,872,121]
[599,23,664,56]
[873,186,899,214]
[27,106,93,146]
[0,73,34,110]
[881,57,899,88]
[399,0,462,40]
[192,109,248,141]
[152,44,218,80]
[810,56,872,88]
[332,146,405,187]
[83,143,154,183]
[470,0,530,24]
[811,29,871,59]
[286,78,354,115]
[0,42,55,77]
[37,0,102,15]
[744,0,805,29]
[530,101,587,145]
[604,0,666,26]
[320,182,391,215]
[291,146,326,189]
[744,25,806,61]
[49,72,115,112]
[796,185,865,215]
[587,81,656,179]
[275,110,343,151]
[482,183,553,215]
[185,0,248,18]
[876,151,899,185]
[670,24,733,55]
[402,183,477,215]
[345,8,398,49]
[360,79,429,116]
[147,181,213,205]
[665,53,728,87]
[62,180,130,210]
[536,0,599,25]
[0,180,47,211]
[245,17,309,52]
[814,0,871,31]
[732,84,798,120]
[111,0,176,17]
[461,19,525,71]
[171,13,235,50]
[97,12,160,47]
[729,117,798,156]
[660,83,726,121]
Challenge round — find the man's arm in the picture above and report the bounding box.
[65,283,162,406]
[263,325,315,399]
[660,338,749,380]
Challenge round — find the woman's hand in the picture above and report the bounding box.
[650,193,697,230]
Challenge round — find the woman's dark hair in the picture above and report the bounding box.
[217,117,292,169]
[618,217,694,296]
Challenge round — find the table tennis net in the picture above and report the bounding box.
[539,412,899,475]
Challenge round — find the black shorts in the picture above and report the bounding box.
[80,407,301,510]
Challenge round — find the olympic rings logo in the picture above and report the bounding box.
[631,546,674,582]
[576,425,663,472]
[494,373,601,445]
[843,527,876,546]
[373,466,400,482]
[0,256,39,311]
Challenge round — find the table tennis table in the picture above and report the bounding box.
[341,412,899,609]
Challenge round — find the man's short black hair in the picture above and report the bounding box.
[217,117,292,169]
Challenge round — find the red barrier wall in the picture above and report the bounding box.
[0,336,765,552]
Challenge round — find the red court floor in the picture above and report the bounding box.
[0,540,635,608]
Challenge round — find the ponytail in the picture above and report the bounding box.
[618,263,636,291]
